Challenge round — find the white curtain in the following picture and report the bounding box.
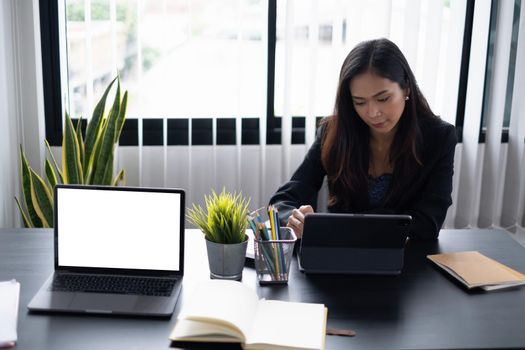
[454,0,525,238]
[0,0,20,228]
[501,4,525,231]
[0,0,45,228]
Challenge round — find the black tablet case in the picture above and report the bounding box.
[298,213,412,275]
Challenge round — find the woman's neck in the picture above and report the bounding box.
[369,130,396,178]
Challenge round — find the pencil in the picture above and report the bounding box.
[273,208,286,276]
[268,205,281,276]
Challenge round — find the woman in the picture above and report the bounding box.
[269,38,457,240]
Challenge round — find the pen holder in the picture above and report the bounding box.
[254,227,297,285]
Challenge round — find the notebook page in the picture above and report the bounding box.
[182,280,259,339]
[247,300,326,349]
[0,280,20,347]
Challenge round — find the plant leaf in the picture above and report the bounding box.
[187,189,250,244]
[14,196,32,228]
[19,145,41,227]
[29,168,53,228]
[115,89,128,143]
[112,169,126,186]
[102,152,114,184]
[45,159,58,188]
[76,117,85,173]
[91,82,120,184]
[45,140,63,183]
[84,76,117,172]
[85,132,101,184]
[62,112,83,184]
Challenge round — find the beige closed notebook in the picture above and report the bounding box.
[427,251,525,291]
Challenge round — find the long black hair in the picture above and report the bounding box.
[321,38,437,211]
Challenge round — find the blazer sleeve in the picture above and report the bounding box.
[405,123,458,240]
[269,131,326,226]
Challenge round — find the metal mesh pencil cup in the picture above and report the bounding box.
[254,227,297,284]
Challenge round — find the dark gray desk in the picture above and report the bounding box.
[1,228,525,349]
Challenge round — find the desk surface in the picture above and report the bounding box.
[1,228,525,350]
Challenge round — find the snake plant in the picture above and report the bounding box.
[15,76,128,228]
[187,189,251,244]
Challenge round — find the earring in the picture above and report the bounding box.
[405,96,409,101]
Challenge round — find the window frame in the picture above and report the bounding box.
[40,0,477,146]
[40,0,64,146]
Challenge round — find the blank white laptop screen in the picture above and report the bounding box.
[57,187,181,271]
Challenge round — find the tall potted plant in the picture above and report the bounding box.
[187,189,250,281]
[15,76,128,228]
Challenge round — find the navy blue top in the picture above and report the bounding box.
[368,174,393,208]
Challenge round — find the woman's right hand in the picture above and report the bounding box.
[286,205,314,239]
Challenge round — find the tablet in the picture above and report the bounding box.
[298,213,412,275]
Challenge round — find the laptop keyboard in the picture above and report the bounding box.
[49,274,177,296]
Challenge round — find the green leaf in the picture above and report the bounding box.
[84,132,101,184]
[62,112,83,184]
[115,89,128,143]
[91,82,121,184]
[101,152,114,184]
[45,140,63,183]
[112,169,126,186]
[186,189,250,244]
[14,196,32,228]
[29,169,53,228]
[45,159,58,188]
[76,117,85,172]
[84,76,117,172]
[19,146,41,227]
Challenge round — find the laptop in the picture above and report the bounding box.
[28,184,185,317]
[298,213,412,275]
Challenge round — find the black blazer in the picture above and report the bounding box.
[269,117,458,240]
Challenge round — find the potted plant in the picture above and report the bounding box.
[187,189,250,281]
[15,76,127,228]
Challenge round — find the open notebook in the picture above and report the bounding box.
[170,280,327,350]
[427,251,525,291]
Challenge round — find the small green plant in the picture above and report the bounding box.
[187,189,250,244]
[15,76,128,228]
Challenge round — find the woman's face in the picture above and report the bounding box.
[349,70,408,139]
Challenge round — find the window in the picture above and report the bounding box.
[274,0,468,130]
[41,0,473,146]
[64,0,267,120]
[479,0,521,142]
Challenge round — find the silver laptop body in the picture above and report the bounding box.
[298,213,412,275]
[28,185,185,317]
